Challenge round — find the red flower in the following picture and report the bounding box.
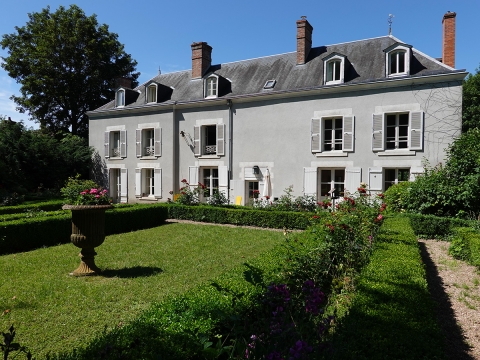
[312,215,319,219]
[181,179,188,184]
[357,187,367,194]
[265,195,270,200]
[377,193,385,199]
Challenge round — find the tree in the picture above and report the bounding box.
[1,5,139,137]
[462,65,480,132]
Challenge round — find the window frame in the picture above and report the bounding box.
[116,89,125,107]
[384,44,411,78]
[319,168,345,199]
[135,126,162,158]
[193,123,225,157]
[384,168,410,191]
[146,84,157,103]
[311,116,354,154]
[204,75,218,98]
[104,129,127,159]
[323,54,345,85]
[135,167,162,199]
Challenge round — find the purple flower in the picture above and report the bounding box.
[289,340,312,359]
[267,351,284,360]
[302,280,324,315]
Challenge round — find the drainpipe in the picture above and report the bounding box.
[227,99,233,181]
[173,101,178,194]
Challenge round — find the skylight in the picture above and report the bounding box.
[264,80,276,89]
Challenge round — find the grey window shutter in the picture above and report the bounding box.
[194,126,201,156]
[120,130,127,158]
[216,124,225,156]
[409,166,424,181]
[189,166,199,186]
[409,111,424,151]
[136,129,142,157]
[154,128,162,156]
[135,168,141,197]
[104,131,110,158]
[368,167,383,191]
[218,165,228,197]
[303,167,317,196]
[344,167,361,195]
[120,168,128,203]
[372,114,384,151]
[154,168,162,198]
[311,118,322,153]
[343,116,355,152]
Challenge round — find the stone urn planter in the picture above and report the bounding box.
[63,204,113,276]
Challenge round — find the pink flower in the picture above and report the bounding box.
[95,195,100,198]
[90,188,98,194]
[80,191,87,195]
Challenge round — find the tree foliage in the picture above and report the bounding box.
[462,64,480,132]
[0,117,93,195]
[1,5,139,137]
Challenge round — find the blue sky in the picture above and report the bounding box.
[1,0,479,128]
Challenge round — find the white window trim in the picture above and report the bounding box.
[385,45,410,78]
[116,89,125,108]
[204,75,219,99]
[136,123,161,158]
[135,165,162,200]
[146,83,158,103]
[194,121,225,158]
[104,129,127,159]
[311,115,355,155]
[323,55,345,85]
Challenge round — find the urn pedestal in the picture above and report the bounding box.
[63,204,112,276]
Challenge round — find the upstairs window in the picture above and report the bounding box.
[116,89,125,107]
[147,84,157,103]
[205,76,218,98]
[311,116,355,154]
[193,124,225,157]
[384,43,411,78]
[104,129,126,158]
[386,113,409,150]
[135,127,162,158]
[323,53,346,85]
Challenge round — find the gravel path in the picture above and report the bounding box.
[419,239,480,360]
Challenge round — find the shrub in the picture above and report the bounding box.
[60,175,99,205]
[449,227,480,268]
[206,189,229,206]
[384,181,411,213]
[408,213,472,239]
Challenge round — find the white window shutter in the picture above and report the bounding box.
[372,114,384,151]
[120,130,127,158]
[189,166,199,186]
[368,167,383,191]
[218,165,228,196]
[194,126,201,156]
[154,127,162,156]
[154,168,162,198]
[409,166,424,181]
[343,116,355,152]
[303,167,317,196]
[120,168,128,203]
[216,124,225,156]
[136,129,142,157]
[258,181,265,197]
[344,167,361,195]
[104,131,110,158]
[409,111,424,151]
[135,168,141,197]
[311,118,322,153]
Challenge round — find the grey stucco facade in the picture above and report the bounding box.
[88,18,466,205]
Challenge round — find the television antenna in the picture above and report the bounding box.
[388,14,394,35]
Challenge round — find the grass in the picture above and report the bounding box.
[326,216,446,360]
[0,223,284,358]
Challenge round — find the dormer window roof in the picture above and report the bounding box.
[383,43,412,78]
[322,53,346,85]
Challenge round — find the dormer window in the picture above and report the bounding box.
[205,76,218,98]
[323,53,346,85]
[384,43,411,78]
[147,84,157,103]
[116,89,125,107]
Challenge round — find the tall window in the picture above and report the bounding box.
[247,181,259,199]
[143,129,155,156]
[203,125,216,155]
[206,76,217,98]
[386,113,409,150]
[143,169,155,197]
[111,131,120,157]
[203,168,219,197]
[324,118,343,151]
[320,169,345,198]
[327,60,341,83]
[385,168,410,191]
[110,168,121,203]
[389,50,406,75]
[116,89,125,107]
[147,85,157,103]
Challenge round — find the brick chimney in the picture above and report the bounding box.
[191,42,212,79]
[115,77,132,89]
[296,16,313,65]
[442,11,456,68]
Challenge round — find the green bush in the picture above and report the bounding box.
[383,181,411,213]
[408,213,471,239]
[60,175,99,205]
[449,227,480,268]
[0,199,64,215]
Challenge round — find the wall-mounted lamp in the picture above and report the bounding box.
[253,165,260,175]
[180,130,185,137]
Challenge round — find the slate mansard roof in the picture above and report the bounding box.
[92,35,464,113]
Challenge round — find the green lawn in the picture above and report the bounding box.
[0,223,284,358]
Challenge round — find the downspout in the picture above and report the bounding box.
[227,99,233,181]
[173,101,178,194]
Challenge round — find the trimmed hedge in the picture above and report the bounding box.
[0,204,169,255]
[168,204,312,229]
[449,227,480,268]
[0,199,64,215]
[408,213,472,239]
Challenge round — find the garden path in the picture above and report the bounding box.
[419,239,480,360]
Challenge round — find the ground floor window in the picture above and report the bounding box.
[109,169,121,203]
[384,168,410,191]
[320,168,345,198]
[143,168,155,197]
[202,167,219,197]
[247,181,259,200]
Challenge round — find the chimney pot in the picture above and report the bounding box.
[191,42,213,79]
[296,17,313,65]
[442,11,456,68]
